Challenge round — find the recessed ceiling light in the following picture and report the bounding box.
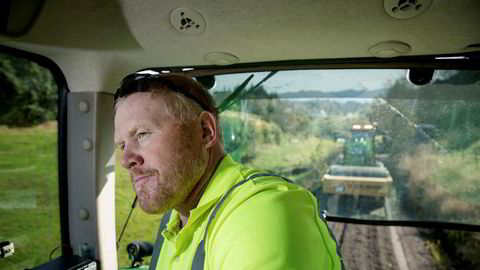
[204,52,240,65]
[368,41,411,58]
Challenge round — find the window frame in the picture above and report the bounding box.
[0,44,72,256]
[167,52,480,232]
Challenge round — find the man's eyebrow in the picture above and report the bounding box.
[113,127,136,146]
[127,125,143,136]
[114,124,150,145]
[126,124,150,137]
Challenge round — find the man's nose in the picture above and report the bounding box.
[121,144,144,169]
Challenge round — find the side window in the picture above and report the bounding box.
[0,52,59,269]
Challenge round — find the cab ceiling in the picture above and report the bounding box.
[1,0,479,93]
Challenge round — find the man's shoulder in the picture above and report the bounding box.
[224,169,316,215]
[206,169,343,270]
[238,169,310,196]
[214,157,317,216]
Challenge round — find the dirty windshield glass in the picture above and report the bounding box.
[212,69,480,226]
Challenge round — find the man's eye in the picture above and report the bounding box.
[119,144,125,151]
[136,132,148,140]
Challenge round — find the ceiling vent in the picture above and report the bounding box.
[170,7,206,35]
[384,0,433,19]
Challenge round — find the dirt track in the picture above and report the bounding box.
[328,222,440,270]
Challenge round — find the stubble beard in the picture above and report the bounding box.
[134,126,207,214]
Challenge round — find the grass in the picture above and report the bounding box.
[247,134,340,172]
[0,122,60,269]
[0,122,161,269]
[435,143,480,206]
[399,144,480,222]
[249,135,319,170]
[383,141,480,269]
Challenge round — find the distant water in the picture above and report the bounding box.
[281,97,376,103]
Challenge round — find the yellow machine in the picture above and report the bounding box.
[322,124,393,197]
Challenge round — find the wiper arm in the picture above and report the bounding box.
[217,74,254,113]
[237,71,278,101]
[217,71,278,113]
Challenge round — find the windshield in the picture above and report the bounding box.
[210,69,480,226]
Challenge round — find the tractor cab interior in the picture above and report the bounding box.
[0,1,479,269]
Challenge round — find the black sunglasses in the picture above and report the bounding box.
[114,73,210,111]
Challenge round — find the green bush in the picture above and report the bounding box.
[398,145,480,222]
[221,113,256,162]
[0,53,57,127]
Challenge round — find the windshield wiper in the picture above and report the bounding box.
[216,74,254,113]
[217,71,278,113]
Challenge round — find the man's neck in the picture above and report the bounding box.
[176,147,225,228]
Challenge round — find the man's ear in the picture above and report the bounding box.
[199,111,218,148]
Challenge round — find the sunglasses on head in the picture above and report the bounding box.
[114,73,210,112]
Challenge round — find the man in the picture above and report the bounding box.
[114,73,343,270]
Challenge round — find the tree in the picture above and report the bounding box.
[0,53,57,127]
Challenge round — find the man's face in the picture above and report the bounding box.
[114,92,208,214]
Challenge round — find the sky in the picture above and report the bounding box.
[212,69,407,94]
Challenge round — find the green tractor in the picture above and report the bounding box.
[322,124,393,215]
[343,124,376,166]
